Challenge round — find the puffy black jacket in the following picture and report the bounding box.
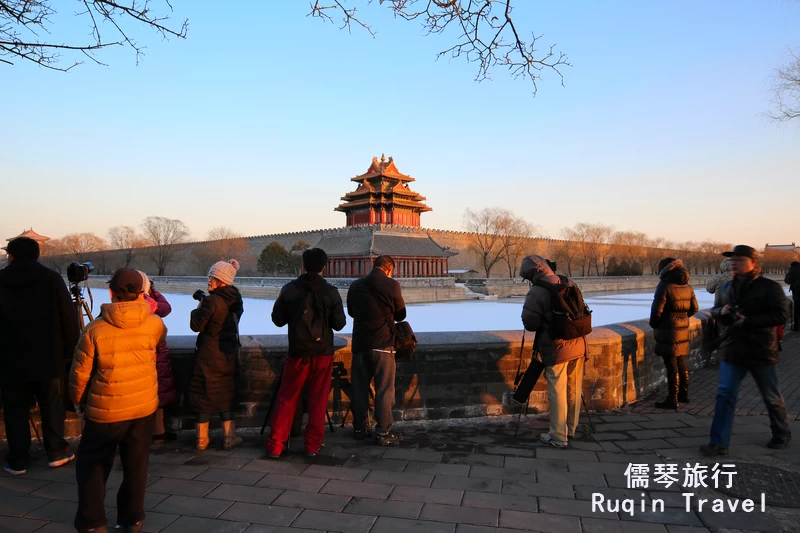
[347,268,406,354]
[713,272,789,365]
[785,265,800,295]
[0,259,80,385]
[188,285,244,413]
[649,260,699,358]
[271,273,346,357]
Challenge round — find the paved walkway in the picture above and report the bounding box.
[2,334,800,533]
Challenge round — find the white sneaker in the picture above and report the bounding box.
[540,433,567,449]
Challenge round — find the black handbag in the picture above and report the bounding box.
[392,321,417,359]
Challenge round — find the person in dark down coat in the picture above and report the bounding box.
[188,259,244,451]
[0,237,80,476]
[138,272,177,443]
[266,248,346,458]
[700,245,790,456]
[347,255,406,446]
[520,255,588,449]
[784,261,800,331]
[649,258,699,410]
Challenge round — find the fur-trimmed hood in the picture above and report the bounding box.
[658,259,689,285]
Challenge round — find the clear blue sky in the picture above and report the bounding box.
[2,1,798,247]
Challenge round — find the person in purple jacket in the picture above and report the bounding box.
[139,272,177,443]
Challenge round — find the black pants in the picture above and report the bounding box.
[1,378,69,470]
[74,413,155,531]
[792,296,798,331]
[351,350,396,435]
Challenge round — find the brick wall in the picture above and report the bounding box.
[160,312,717,430]
[0,312,719,438]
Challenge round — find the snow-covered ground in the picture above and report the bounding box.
[74,287,765,336]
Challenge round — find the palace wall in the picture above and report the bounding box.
[71,224,561,278]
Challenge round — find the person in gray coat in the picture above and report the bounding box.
[520,255,587,448]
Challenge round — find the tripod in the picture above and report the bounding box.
[70,283,93,330]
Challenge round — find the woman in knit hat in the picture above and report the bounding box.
[138,271,178,444]
[188,259,244,450]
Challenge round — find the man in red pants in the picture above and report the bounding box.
[267,248,346,458]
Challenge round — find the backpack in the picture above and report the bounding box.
[293,283,326,345]
[534,280,592,340]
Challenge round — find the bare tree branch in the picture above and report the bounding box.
[308,0,570,95]
[0,0,188,71]
[769,48,800,122]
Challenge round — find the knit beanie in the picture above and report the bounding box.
[138,270,151,294]
[208,259,240,286]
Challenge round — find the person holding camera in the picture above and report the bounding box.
[649,258,699,410]
[0,237,80,476]
[346,255,406,446]
[701,245,790,456]
[520,255,588,449]
[70,268,166,533]
[785,261,800,331]
[138,272,178,443]
[188,259,244,451]
[266,248,346,458]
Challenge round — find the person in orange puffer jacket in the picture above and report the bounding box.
[70,268,166,533]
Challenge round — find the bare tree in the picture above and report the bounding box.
[0,1,188,71]
[108,225,147,268]
[497,213,535,278]
[61,232,107,262]
[310,0,570,95]
[769,48,800,122]
[206,227,249,260]
[566,222,609,277]
[645,237,666,275]
[40,238,70,273]
[193,227,249,275]
[141,216,190,276]
[463,207,509,277]
[552,236,578,277]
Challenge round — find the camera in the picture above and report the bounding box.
[192,289,207,302]
[719,306,739,326]
[67,262,95,283]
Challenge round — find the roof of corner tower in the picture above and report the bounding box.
[350,154,415,183]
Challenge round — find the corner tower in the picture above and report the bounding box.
[334,155,432,227]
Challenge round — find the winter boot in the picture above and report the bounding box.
[195,422,210,451]
[678,370,690,403]
[222,420,243,450]
[655,373,680,410]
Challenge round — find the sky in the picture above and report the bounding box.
[2,1,798,248]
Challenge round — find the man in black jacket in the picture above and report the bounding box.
[347,255,406,446]
[784,261,799,331]
[701,245,790,456]
[0,237,80,475]
[267,248,346,458]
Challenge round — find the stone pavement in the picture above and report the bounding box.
[1,333,799,533]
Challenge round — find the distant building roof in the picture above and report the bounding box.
[315,231,456,258]
[6,228,50,243]
[765,243,798,252]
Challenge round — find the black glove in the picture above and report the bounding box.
[192,289,206,302]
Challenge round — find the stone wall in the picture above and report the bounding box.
[158,311,717,430]
[0,310,723,438]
